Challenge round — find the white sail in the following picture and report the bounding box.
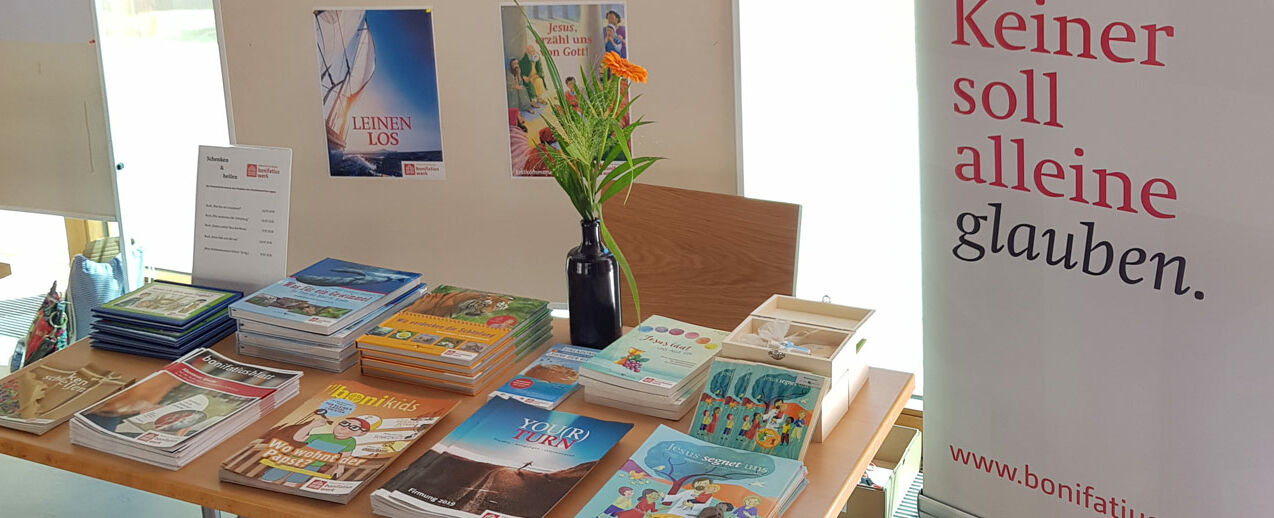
[315,10,376,149]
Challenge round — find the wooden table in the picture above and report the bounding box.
[0,261,10,279]
[0,319,913,518]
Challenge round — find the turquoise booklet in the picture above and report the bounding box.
[689,358,829,461]
[577,424,807,518]
[579,315,728,396]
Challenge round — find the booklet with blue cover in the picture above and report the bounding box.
[489,344,595,409]
[371,397,632,518]
[92,309,231,346]
[230,258,422,335]
[93,281,241,328]
[578,424,808,518]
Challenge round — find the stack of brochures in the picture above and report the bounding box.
[578,315,729,420]
[90,281,242,360]
[69,348,302,470]
[488,343,595,409]
[577,425,808,518]
[370,397,632,518]
[0,360,135,435]
[219,380,458,503]
[356,286,552,395]
[230,258,423,372]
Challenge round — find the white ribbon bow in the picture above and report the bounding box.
[738,319,812,359]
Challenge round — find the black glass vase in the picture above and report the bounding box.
[567,219,623,348]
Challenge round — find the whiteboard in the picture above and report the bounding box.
[0,0,118,221]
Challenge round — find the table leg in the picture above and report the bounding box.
[200,506,222,518]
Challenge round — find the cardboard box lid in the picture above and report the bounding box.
[752,294,874,332]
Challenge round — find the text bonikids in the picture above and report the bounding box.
[219,381,457,503]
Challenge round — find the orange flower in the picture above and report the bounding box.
[602,51,648,83]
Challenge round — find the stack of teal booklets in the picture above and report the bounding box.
[578,315,729,419]
[90,281,241,360]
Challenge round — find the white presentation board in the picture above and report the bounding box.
[0,0,118,220]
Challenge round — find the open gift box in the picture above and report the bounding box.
[722,295,874,442]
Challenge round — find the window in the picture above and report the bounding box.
[738,1,923,394]
[96,0,229,274]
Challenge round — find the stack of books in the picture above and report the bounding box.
[219,380,458,503]
[356,286,552,395]
[0,360,135,435]
[578,424,808,518]
[90,281,242,360]
[579,315,729,420]
[230,258,423,372]
[69,348,302,470]
[370,397,632,518]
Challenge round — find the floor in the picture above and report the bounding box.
[0,455,205,517]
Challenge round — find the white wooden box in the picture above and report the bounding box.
[722,295,875,442]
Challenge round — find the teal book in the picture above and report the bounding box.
[580,316,727,396]
[577,424,807,518]
[689,358,828,461]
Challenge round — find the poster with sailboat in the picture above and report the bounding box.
[313,9,445,178]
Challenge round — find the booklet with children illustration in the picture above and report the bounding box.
[688,358,828,461]
[219,380,458,503]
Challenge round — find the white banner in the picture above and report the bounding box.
[918,2,1274,516]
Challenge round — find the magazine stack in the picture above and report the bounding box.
[356,286,552,395]
[577,425,808,518]
[219,381,458,503]
[0,360,135,435]
[69,348,302,470]
[231,258,424,372]
[370,397,632,518]
[90,281,242,360]
[578,315,729,419]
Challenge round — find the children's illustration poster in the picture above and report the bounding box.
[314,9,445,179]
[501,3,629,177]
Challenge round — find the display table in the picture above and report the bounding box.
[0,318,914,518]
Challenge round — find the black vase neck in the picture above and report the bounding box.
[579,219,604,255]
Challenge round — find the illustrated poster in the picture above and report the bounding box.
[501,3,628,177]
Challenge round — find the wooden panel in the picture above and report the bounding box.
[0,262,10,279]
[603,183,800,330]
[0,319,912,518]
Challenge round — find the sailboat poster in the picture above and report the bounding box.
[313,9,445,178]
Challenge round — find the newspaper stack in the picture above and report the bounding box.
[69,348,302,470]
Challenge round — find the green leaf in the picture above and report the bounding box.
[600,218,640,322]
[599,158,661,203]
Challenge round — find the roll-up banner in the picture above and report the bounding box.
[917,2,1274,516]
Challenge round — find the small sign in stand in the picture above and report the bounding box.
[192,145,291,294]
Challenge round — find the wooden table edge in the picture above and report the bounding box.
[819,371,916,518]
[0,338,916,518]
